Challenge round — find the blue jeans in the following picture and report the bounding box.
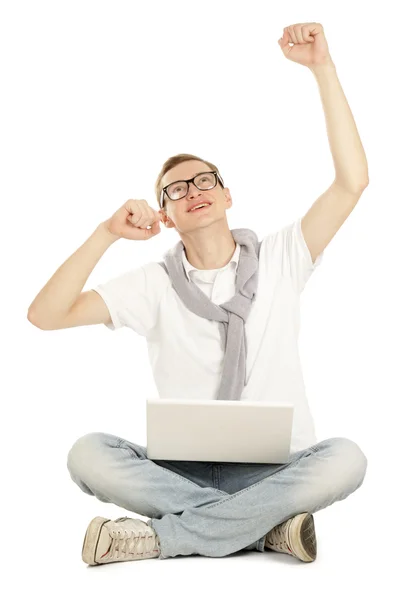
[67,433,367,560]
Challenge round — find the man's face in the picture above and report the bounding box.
[159,160,232,232]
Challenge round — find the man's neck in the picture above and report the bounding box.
[183,233,236,270]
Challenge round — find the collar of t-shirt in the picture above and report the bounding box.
[181,242,241,283]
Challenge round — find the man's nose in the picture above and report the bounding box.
[187,181,202,198]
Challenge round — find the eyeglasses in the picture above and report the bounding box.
[160,170,225,209]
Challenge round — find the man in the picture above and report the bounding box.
[27,22,369,566]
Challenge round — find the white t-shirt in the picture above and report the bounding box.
[93,217,324,456]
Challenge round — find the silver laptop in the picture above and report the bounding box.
[146,398,294,464]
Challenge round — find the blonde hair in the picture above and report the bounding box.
[154,153,224,210]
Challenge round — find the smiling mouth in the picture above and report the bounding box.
[188,204,212,213]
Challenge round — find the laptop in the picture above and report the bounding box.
[146,398,294,464]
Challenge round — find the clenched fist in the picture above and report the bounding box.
[103,199,163,241]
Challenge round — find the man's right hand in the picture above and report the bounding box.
[103,199,163,241]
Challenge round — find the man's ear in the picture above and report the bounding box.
[159,209,175,228]
[223,187,233,208]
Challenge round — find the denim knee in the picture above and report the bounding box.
[329,436,368,489]
[66,431,109,476]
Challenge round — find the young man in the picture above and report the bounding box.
[27,153,368,565]
[27,20,370,568]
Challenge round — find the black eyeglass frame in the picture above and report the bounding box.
[160,170,225,209]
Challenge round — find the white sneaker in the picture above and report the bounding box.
[82,516,161,565]
[264,512,317,562]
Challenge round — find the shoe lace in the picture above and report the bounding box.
[108,527,157,559]
[266,521,293,554]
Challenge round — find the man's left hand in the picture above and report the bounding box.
[278,23,334,68]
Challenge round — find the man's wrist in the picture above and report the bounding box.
[97,221,121,244]
[309,59,336,76]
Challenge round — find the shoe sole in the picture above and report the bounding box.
[82,516,111,566]
[288,513,317,562]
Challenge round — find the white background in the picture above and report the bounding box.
[2,0,398,596]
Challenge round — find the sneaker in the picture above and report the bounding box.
[82,516,161,565]
[264,512,317,562]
